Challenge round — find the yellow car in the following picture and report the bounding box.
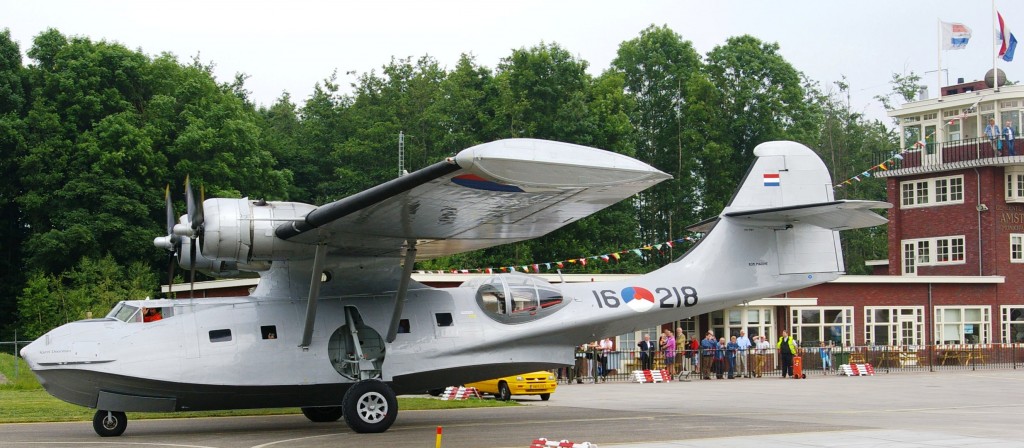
[465,371,557,401]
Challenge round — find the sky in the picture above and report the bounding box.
[4,0,1024,125]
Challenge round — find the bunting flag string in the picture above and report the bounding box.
[833,132,928,188]
[415,234,706,275]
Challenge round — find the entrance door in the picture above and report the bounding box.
[923,125,940,166]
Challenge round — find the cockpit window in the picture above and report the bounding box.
[467,273,567,324]
[107,303,140,322]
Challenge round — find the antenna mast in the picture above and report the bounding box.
[398,131,407,177]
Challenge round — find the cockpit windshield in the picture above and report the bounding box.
[107,303,141,322]
[464,273,568,324]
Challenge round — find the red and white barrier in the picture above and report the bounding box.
[840,363,874,376]
[439,386,481,400]
[631,369,670,383]
[529,437,598,448]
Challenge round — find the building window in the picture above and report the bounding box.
[900,175,963,208]
[934,306,990,344]
[901,236,966,273]
[790,307,853,347]
[865,307,924,346]
[903,242,916,274]
[710,307,773,341]
[1012,235,1024,263]
[1002,306,1024,344]
[1005,167,1024,202]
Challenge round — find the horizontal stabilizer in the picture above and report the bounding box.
[724,200,890,230]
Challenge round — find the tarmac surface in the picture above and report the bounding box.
[1,370,1022,447]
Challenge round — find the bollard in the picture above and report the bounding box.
[435,426,442,448]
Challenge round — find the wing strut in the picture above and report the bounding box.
[385,240,417,343]
[299,243,328,350]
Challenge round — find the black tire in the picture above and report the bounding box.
[92,410,127,437]
[427,388,444,397]
[301,406,344,422]
[342,380,398,433]
[497,382,511,401]
[539,393,551,401]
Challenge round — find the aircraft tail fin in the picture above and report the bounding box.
[697,141,889,276]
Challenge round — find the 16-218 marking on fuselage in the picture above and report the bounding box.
[591,286,698,312]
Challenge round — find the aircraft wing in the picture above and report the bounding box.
[276,139,672,260]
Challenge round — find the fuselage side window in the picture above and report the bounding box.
[209,329,232,343]
[261,325,277,340]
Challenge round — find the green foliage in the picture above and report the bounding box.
[17,256,156,339]
[3,25,893,337]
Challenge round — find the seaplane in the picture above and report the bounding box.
[20,138,889,436]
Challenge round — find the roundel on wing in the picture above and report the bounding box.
[621,286,654,312]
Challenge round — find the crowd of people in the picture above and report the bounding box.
[558,328,839,383]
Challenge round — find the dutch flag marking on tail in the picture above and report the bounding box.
[763,173,780,187]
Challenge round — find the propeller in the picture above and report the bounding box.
[153,185,181,298]
[180,176,205,295]
[154,177,206,298]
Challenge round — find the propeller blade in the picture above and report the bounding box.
[164,184,175,236]
[184,176,205,234]
[189,235,197,297]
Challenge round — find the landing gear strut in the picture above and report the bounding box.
[341,379,397,433]
[92,410,127,437]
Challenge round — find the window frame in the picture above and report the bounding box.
[934,306,990,345]
[899,175,964,208]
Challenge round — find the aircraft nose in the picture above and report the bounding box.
[19,340,38,367]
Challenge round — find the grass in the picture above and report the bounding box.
[0,352,515,423]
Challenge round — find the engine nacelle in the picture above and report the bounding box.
[201,198,319,263]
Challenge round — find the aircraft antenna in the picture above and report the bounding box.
[398,131,407,177]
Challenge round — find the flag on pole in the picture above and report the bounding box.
[941,21,972,50]
[998,12,1017,62]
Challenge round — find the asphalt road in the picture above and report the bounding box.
[1,370,1022,447]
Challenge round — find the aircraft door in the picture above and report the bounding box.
[177,304,200,359]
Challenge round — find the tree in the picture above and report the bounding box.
[0,29,28,338]
[17,256,156,339]
[701,35,820,213]
[611,25,705,247]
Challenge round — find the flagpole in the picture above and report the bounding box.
[994,0,999,90]
[938,18,943,94]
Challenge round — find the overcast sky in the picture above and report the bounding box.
[4,0,1024,125]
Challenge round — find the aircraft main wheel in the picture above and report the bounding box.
[539,393,551,401]
[497,382,511,401]
[342,380,397,433]
[92,410,127,437]
[301,406,344,422]
[427,388,444,397]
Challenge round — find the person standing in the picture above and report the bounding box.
[819,341,833,374]
[637,334,655,371]
[726,336,740,379]
[1004,120,1016,156]
[598,337,613,382]
[986,118,1002,156]
[700,331,717,380]
[675,328,687,373]
[662,329,676,379]
[714,337,727,379]
[777,330,798,379]
[755,335,771,377]
[736,330,752,378]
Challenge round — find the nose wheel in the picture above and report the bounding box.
[92,410,127,437]
[341,379,397,433]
